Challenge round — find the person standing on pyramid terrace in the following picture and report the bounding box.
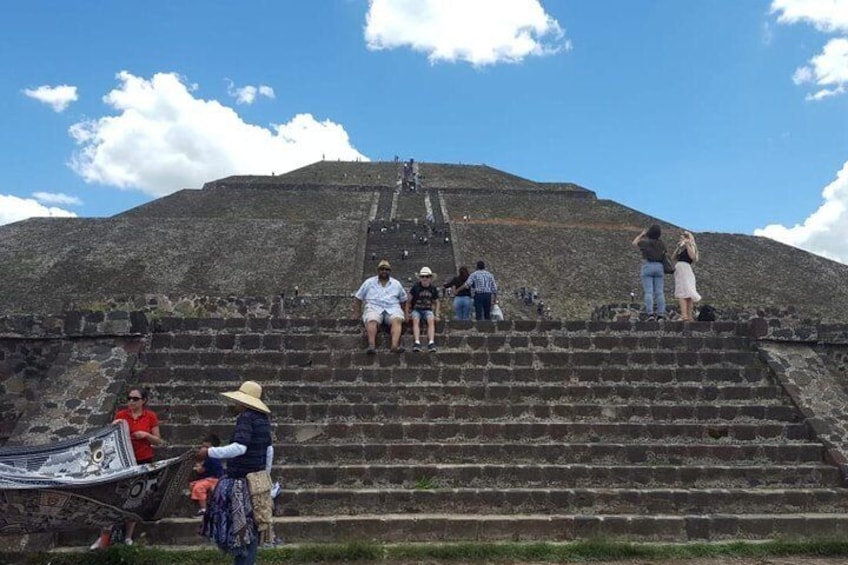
[632,224,668,320]
[200,380,274,565]
[354,259,408,354]
[457,260,499,321]
[405,266,440,352]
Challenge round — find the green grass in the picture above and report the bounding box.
[5,539,848,564]
[413,476,437,490]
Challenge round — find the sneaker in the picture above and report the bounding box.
[89,538,103,551]
[365,346,377,355]
[428,342,437,353]
[196,508,207,516]
[124,538,133,546]
[392,346,406,353]
[412,342,422,352]
[646,315,655,321]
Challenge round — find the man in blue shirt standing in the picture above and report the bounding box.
[457,260,499,321]
[354,259,408,354]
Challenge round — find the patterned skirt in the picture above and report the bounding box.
[202,477,257,555]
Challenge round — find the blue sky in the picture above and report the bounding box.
[2,1,847,260]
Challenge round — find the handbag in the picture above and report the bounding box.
[661,253,676,274]
[246,470,273,543]
[491,304,504,321]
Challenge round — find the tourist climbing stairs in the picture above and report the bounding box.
[362,184,456,287]
[83,318,848,545]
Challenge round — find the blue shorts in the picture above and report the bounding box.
[411,309,435,321]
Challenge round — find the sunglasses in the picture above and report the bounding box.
[378,267,391,271]
[127,396,143,401]
[420,275,432,278]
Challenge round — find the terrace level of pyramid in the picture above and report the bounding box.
[1,160,847,320]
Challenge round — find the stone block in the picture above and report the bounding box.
[215,334,236,349]
[513,320,537,332]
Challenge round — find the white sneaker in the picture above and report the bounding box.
[124,537,133,546]
[89,537,103,551]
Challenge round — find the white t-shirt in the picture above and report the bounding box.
[354,276,407,317]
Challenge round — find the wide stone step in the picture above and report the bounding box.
[140,349,762,369]
[152,383,789,404]
[271,463,839,489]
[274,487,848,516]
[160,421,812,443]
[141,365,770,385]
[158,441,827,465]
[155,402,802,424]
[279,441,827,465]
[163,486,848,519]
[149,317,747,337]
[112,512,848,543]
[148,332,755,352]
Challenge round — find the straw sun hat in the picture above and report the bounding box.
[221,380,270,414]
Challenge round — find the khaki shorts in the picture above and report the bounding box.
[363,310,404,325]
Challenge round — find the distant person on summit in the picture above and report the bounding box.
[353,259,408,354]
[456,261,498,321]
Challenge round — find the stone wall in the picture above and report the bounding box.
[0,217,367,314]
[750,319,848,484]
[0,312,147,446]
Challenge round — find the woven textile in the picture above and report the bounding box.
[203,477,258,556]
[0,422,194,532]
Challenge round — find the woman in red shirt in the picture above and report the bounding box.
[91,387,164,549]
[113,387,162,464]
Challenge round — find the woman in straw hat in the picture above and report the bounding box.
[199,380,273,565]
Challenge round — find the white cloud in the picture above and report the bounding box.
[226,80,276,105]
[68,71,366,196]
[23,84,79,112]
[0,194,77,226]
[771,0,848,33]
[792,66,813,84]
[364,0,569,66]
[755,160,848,262]
[772,1,848,100]
[32,192,83,206]
[790,38,848,100]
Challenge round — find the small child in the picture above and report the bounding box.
[406,266,440,352]
[190,433,223,515]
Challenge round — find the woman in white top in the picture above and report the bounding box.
[673,231,701,321]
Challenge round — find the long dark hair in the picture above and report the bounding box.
[646,224,662,240]
[458,265,469,284]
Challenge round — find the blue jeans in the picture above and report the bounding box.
[233,532,259,565]
[474,292,493,320]
[453,296,472,320]
[640,261,665,316]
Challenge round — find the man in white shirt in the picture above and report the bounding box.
[353,259,408,354]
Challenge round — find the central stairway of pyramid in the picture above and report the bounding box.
[69,316,847,546]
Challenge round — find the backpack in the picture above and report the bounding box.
[697,304,717,322]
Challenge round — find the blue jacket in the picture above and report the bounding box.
[226,409,272,478]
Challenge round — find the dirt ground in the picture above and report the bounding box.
[393,560,848,565]
[493,560,848,565]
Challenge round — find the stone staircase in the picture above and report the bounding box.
[112,318,848,544]
[363,220,455,285]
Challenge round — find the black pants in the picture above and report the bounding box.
[473,292,492,320]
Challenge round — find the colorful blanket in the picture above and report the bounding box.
[0,422,193,534]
